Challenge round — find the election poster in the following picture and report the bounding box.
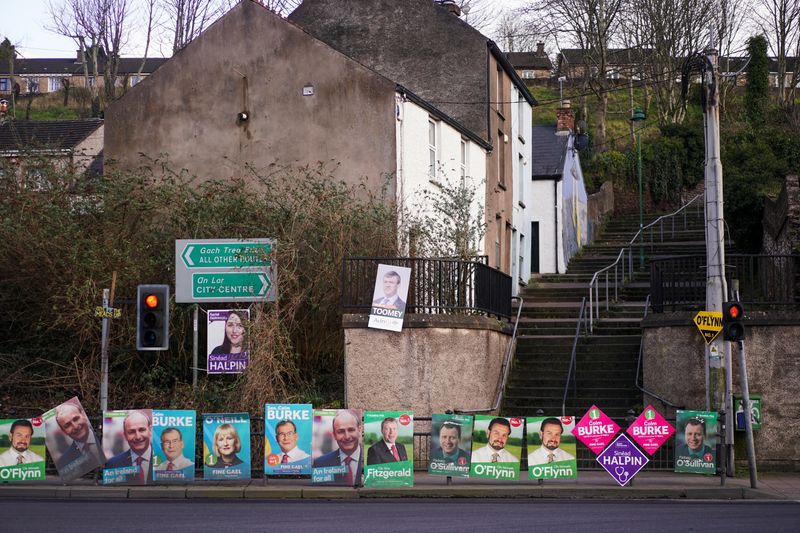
[312,408,363,486]
[363,411,414,487]
[626,406,674,455]
[102,409,154,485]
[428,413,473,477]
[597,434,648,487]
[675,410,717,475]
[526,416,577,480]
[368,264,412,332]
[42,396,106,482]
[0,418,46,482]
[573,405,620,454]
[469,416,523,481]
[207,309,250,374]
[203,412,251,480]
[152,410,196,482]
[264,404,312,476]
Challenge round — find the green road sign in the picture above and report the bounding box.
[735,395,762,431]
[192,272,272,300]
[181,242,271,269]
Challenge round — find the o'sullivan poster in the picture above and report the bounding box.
[368,264,412,332]
[428,413,473,477]
[0,418,46,482]
[102,409,154,485]
[312,409,363,486]
[526,416,577,480]
[203,412,251,480]
[264,404,312,476]
[207,309,250,374]
[363,411,413,487]
[152,410,196,482]
[43,396,105,482]
[469,416,523,480]
[675,410,717,474]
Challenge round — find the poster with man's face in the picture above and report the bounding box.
[152,410,196,483]
[526,416,577,479]
[264,404,312,476]
[42,396,105,482]
[469,415,523,480]
[674,410,717,474]
[428,413,473,477]
[363,411,413,487]
[312,409,363,485]
[368,264,412,332]
[202,412,251,480]
[0,418,46,482]
[207,309,250,374]
[102,409,154,485]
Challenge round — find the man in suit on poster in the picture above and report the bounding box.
[105,410,154,484]
[372,271,406,311]
[54,402,105,474]
[367,417,408,465]
[313,409,362,485]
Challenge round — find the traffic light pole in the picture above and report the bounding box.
[193,304,199,389]
[100,288,110,413]
[737,340,758,488]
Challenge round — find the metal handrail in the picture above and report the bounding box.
[587,193,704,332]
[634,294,683,409]
[562,297,587,416]
[456,296,523,414]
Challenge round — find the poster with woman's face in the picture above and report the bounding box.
[207,309,250,374]
[202,412,251,480]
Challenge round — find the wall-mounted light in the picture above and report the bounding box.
[237,111,249,123]
[303,84,314,96]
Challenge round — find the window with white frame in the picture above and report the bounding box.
[0,77,9,92]
[518,154,524,203]
[495,217,502,268]
[460,139,468,184]
[519,234,525,282]
[87,76,96,88]
[130,75,144,86]
[48,77,61,92]
[428,118,439,180]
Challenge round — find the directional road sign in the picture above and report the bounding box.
[693,311,723,344]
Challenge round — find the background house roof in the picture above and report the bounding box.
[506,52,552,71]
[532,124,568,178]
[1,57,168,76]
[0,119,103,152]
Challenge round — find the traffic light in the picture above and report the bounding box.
[722,301,745,342]
[137,284,170,351]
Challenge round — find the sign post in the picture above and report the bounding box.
[693,311,723,345]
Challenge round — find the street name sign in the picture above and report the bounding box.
[596,434,648,487]
[175,239,277,303]
[693,311,723,344]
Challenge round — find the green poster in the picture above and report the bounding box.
[428,413,473,477]
[526,416,578,479]
[0,418,47,482]
[675,410,718,474]
[469,415,523,481]
[363,411,413,487]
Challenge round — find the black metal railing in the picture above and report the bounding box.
[650,254,800,312]
[342,256,512,319]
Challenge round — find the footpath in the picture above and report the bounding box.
[1,472,798,501]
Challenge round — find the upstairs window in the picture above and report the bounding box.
[428,118,439,181]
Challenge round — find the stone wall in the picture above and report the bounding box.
[642,311,800,471]
[342,314,512,418]
[762,175,800,256]
[587,180,614,241]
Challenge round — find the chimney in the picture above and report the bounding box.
[556,100,575,135]
[76,49,84,63]
[437,1,462,16]
[536,42,545,57]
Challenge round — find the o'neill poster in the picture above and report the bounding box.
[469,416,523,480]
[526,416,577,480]
[312,409,363,486]
[102,409,154,485]
[368,264,411,332]
[0,418,46,482]
[264,404,312,475]
[42,396,106,482]
[428,413,473,478]
[363,411,413,487]
[675,410,717,475]
[152,410,196,482]
[207,309,250,373]
[203,412,251,480]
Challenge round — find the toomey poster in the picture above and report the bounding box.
[675,410,718,475]
[312,409,363,486]
[203,412,251,480]
[363,411,414,487]
[469,416,523,480]
[102,409,154,485]
[526,416,577,480]
[626,405,675,455]
[207,309,250,374]
[0,418,46,482]
[368,264,412,332]
[428,413,473,477]
[264,404,312,475]
[43,396,106,482]
[152,410,196,482]
[573,405,620,454]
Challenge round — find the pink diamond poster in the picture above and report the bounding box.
[626,405,675,455]
[596,433,648,486]
[573,405,619,454]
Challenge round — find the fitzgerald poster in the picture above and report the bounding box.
[469,416,523,480]
[152,410,196,482]
[207,309,250,374]
[526,416,577,480]
[312,409,363,486]
[203,412,251,480]
[102,409,154,485]
[428,413,473,477]
[675,410,717,474]
[42,396,105,482]
[363,411,413,487]
[0,418,46,482]
[368,264,412,332]
[264,404,312,476]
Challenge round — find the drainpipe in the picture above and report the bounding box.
[554,180,559,273]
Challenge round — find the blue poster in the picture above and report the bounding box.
[202,412,251,480]
[152,410,196,483]
[264,404,312,475]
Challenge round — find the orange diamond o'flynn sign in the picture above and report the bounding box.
[693,311,723,345]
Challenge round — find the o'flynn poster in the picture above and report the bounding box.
[469,416,523,480]
[0,418,46,482]
[526,416,577,480]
